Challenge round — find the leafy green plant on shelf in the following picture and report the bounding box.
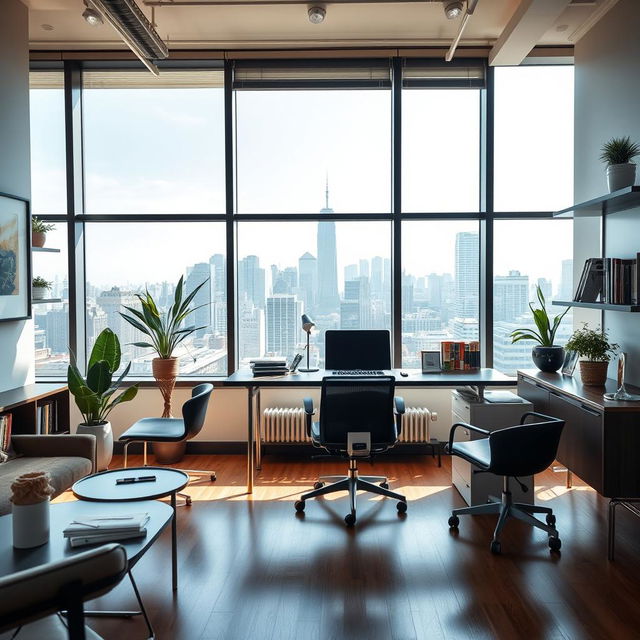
[600,136,640,165]
[565,324,618,362]
[68,328,139,426]
[31,217,55,234]
[510,285,569,347]
[32,276,52,290]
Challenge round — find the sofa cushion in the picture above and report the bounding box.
[0,457,92,516]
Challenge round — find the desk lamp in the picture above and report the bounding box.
[300,314,319,372]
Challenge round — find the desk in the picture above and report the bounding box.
[221,368,515,493]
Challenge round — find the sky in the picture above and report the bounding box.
[29,65,574,290]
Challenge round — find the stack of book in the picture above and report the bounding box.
[63,513,150,548]
[440,341,480,371]
[250,359,289,377]
[0,414,12,460]
[574,256,639,304]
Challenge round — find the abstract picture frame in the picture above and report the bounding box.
[561,350,579,376]
[0,192,31,322]
[421,350,441,373]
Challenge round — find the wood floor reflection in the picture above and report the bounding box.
[57,453,640,640]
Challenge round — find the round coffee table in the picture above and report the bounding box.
[73,467,189,591]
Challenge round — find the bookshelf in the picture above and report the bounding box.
[552,300,640,313]
[32,247,61,253]
[554,186,640,218]
[0,384,70,435]
[32,298,62,305]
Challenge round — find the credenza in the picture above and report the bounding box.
[517,369,640,559]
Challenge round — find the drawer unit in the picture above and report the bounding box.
[450,391,533,506]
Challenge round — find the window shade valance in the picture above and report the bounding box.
[82,69,224,89]
[402,59,486,89]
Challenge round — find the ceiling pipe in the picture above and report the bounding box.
[445,0,479,62]
[143,0,440,6]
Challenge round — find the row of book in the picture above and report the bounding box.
[574,256,639,305]
[0,414,12,458]
[36,400,57,435]
[250,359,289,377]
[440,341,480,371]
[63,512,150,548]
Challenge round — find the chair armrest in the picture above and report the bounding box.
[303,398,315,438]
[519,411,561,424]
[12,435,97,471]
[446,422,491,453]
[394,396,405,415]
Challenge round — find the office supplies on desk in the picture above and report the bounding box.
[116,475,157,485]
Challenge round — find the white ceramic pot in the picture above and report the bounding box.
[606,163,636,192]
[77,421,113,471]
[32,286,48,301]
[13,499,50,548]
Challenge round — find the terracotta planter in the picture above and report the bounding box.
[32,231,46,248]
[152,357,179,418]
[580,361,609,386]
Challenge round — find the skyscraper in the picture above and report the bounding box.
[238,255,266,309]
[317,181,339,314]
[454,232,479,320]
[298,252,317,312]
[494,270,529,322]
[370,256,383,299]
[266,294,302,356]
[559,258,574,300]
[185,262,211,338]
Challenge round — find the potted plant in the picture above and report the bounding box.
[119,276,207,461]
[600,136,640,193]
[510,285,569,373]
[565,324,618,386]
[32,276,52,301]
[31,217,55,248]
[68,328,139,470]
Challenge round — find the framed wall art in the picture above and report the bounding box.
[0,192,31,322]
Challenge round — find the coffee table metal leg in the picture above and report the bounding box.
[171,491,178,591]
[129,569,156,640]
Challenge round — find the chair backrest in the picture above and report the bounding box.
[182,383,214,441]
[319,376,397,447]
[488,415,565,477]
[0,543,127,636]
[325,330,391,370]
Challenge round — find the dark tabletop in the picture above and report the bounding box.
[0,500,172,577]
[221,368,516,388]
[72,467,189,502]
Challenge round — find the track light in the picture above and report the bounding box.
[308,6,326,24]
[444,1,464,19]
[82,4,104,26]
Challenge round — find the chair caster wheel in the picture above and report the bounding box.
[396,501,407,514]
[210,474,217,482]
[546,513,556,526]
[380,482,389,489]
[490,540,501,555]
[313,482,324,490]
[294,500,305,512]
[448,515,459,528]
[549,536,562,552]
[344,513,356,526]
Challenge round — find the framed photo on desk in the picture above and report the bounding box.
[562,350,579,376]
[421,351,441,373]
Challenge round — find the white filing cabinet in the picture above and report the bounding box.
[451,390,533,506]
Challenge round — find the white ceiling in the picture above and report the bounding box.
[25,0,616,52]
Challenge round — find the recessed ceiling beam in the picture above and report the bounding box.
[489,0,571,66]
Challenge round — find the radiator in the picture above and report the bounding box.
[260,407,436,444]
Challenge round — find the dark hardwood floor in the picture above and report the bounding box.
[58,453,640,640]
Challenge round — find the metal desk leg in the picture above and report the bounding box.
[609,499,618,561]
[255,386,262,471]
[247,386,256,493]
[171,491,178,591]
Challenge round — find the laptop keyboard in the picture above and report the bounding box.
[331,370,386,376]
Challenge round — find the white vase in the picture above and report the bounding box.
[606,163,636,192]
[77,421,113,471]
[32,286,48,301]
[13,499,50,548]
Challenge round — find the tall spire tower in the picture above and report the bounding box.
[317,177,339,313]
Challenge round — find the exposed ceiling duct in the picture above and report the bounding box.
[85,0,169,75]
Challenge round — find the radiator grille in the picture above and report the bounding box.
[261,407,434,444]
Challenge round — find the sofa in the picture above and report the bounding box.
[0,435,96,515]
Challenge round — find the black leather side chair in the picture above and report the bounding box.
[119,383,214,504]
[294,376,408,526]
[446,411,565,554]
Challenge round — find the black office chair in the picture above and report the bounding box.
[294,376,408,526]
[446,411,565,554]
[0,543,127,640]
[120,383,214,505]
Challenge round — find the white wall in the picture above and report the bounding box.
[574,0,640,384]
[0,0,34,394]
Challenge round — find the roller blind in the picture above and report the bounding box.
[233,59,391,90]
[402,59,486,89]
[29,71,64,90]
[82,69,224,89]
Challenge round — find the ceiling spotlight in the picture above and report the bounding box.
[444,1,464,19]
[308,6,326,24]
[82,4,104,26]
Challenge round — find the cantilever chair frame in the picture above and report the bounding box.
[294,376,408,526]
[446,411,565,554]
[120,383,215,505]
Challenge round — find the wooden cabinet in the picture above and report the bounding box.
[518,370,640,499]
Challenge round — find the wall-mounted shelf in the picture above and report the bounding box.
[552,300,640,312]
[32,298,62,305]
[32,247,60,253]
[554,186,640,218]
